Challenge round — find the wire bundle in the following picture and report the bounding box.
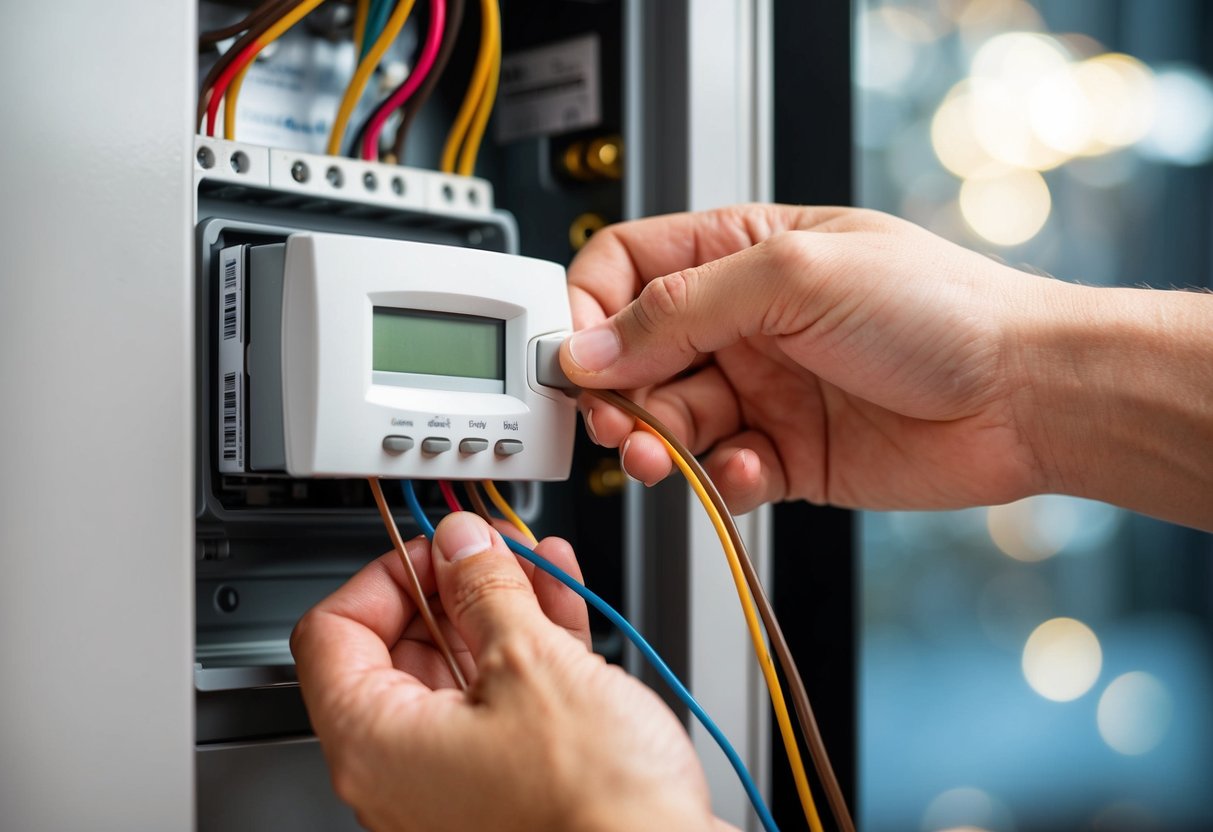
[198,0,498,174]
[595,390,856,832]
[399,479,779,832]
[376,391,855,831]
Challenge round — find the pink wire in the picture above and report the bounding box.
[438,480,463,513]
[362,0,446,161]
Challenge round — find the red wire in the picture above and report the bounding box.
[438,480,463,513]
[361,0,446,160]
[205,41,261,136]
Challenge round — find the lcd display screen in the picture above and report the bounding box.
[372,308,505,380]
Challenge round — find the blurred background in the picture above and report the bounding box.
[853,1,1213,830]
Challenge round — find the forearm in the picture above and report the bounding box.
[1015,280,1213,529]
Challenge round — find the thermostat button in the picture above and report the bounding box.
[459,438,489,454]
[421,437,452,454]
[382,435,414,454]
[494,439,524,456]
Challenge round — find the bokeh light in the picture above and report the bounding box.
[959,168,1051,245]
[922,786,1014,832]
[1139,64,1213,166]
[1022,617,1102,701]
[986,495,1121,561]
[1097,672,1173,755]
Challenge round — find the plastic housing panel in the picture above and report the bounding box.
[280,234,576,480]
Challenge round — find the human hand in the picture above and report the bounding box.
[560,204,1050,514]
[291,512,729,832]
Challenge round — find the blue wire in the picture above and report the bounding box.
[360,0,394,61]
[399,480,779,832]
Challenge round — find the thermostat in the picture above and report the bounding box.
[217,233,575,480]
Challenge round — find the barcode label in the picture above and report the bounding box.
[222,256,238,340]
[222,371,238,460]
[222,251,240,341]
[218,245,246,472]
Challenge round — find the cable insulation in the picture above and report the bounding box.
[481,480,536,544]
[353,0,370,55]
[635,422,821,832]
[399,480,778,832]
[454,0,499,175]
[438,0,496,172]
[328,0,418,155]
[594,390,855,832]
[368,478,468,691]
[361,0,446,160]
[389,0,464,161]
[205,0,328,137]
[438,480,463,513]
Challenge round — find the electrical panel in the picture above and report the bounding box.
[193,5,627,826]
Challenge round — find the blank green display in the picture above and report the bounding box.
[372,308,504,380]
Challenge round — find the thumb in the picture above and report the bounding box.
[430,511,550,660]
[560,234,805,390]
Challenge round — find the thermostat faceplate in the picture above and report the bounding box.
[276,233,575,480]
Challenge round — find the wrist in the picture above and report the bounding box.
[1010,279,1213,528]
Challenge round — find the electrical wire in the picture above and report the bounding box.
[205,0,328,138]
[368,477,468,691]
[328,0,418,155]
[360,0,393,60]
[438,0,498,174]
[634,421,821,832]
[199,0,284,48]
[595,389,855,832]
[353,0,371,55]
[197,0,295,130]
[359,0,445,160]
[454,0,499,175]
[481,480,535,544]
[389,0,464,162]
[438,480,462,513]
[399,479,779,832]
[462,480,492,522]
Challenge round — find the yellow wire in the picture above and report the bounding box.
[353,0,370,54]
[439,0,497,173]
[481,480,537,545]
[222,0,329,141]
[455,0,500,176]
[224,62,254,141]
[635,422,824,832]
[327,0,417,156]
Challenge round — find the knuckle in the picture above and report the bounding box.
[633,270,694,334]
[329,763,362,807]
[761,229,814,274]
[450,570,532,622]
[289,608,321,658]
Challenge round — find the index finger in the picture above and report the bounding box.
[291,543,436,725]
[567,203,848,328]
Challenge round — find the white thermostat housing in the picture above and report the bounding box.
[217,233,575,480]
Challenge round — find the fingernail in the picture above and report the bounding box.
[567,324,621,372]
[403,537,427,560]
[584,407,600,444]
[435,513,493,562]
[620,438,642,485]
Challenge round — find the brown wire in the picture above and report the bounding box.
[462,480,493,522]
[595,389,855,832]
[388,0,466,162]
[368,478,469,691]
[196,0,298,130]
[199,0,286,47]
